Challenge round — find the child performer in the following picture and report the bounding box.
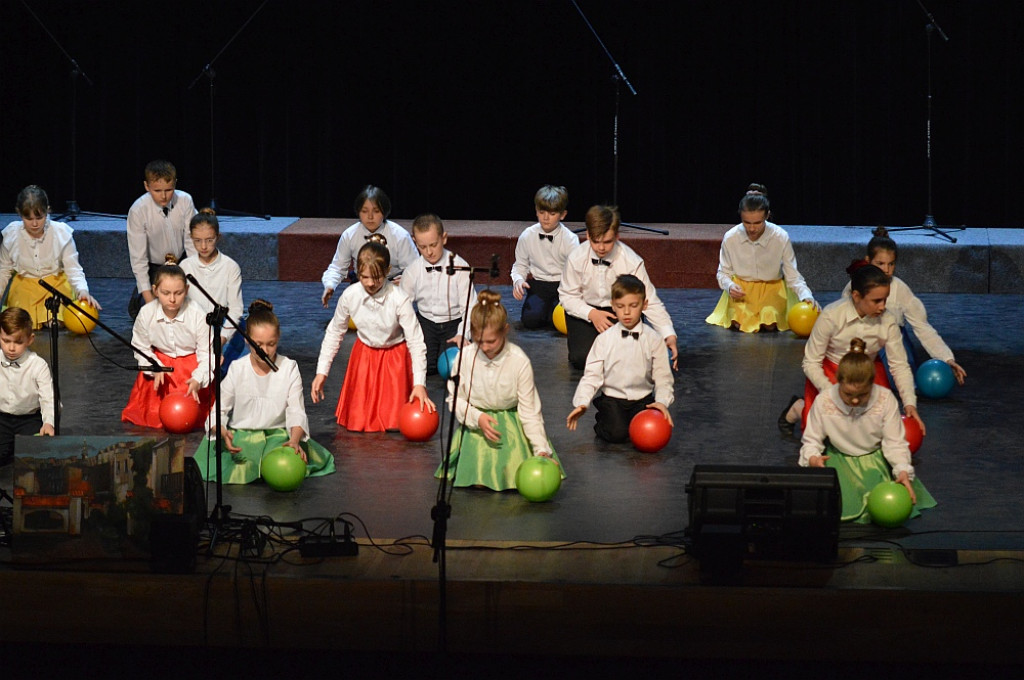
[436,290,563,490]
[1,185,101,329]
[121,257,214,429]
[779,263,923,435]
[706,183,817,332]
[126,160,198,319]
[193,300,335,484]
[800,338,936,523]
[842,226,966,385]
[0,308,55,466]
[320,185,418,307]
[311,242,435,431]
[511,185,579,329]
[558,205,678,370]
[400,214,477,374]
[567,275,674,443]
[178,208,245,366]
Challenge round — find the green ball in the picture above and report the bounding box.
[261,446,307,492]
[515,457,561,502]
[866,481,913,528]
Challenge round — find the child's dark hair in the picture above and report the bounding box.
[738,183,770,215]
[15,185,49,217]
[153,254,187,287]
[847,263,890,297]
[354,185,391,219]
[611,274,646,301]
[837,337,874,385]
[0,307,34,336]
[247,299,279,333]
[412,213,444,236]
[867,226,898,261]
[356,242,390,279]
[469,290,508,338]
[585,205,620,240]
[145,160,177,183]
[190,207,219,235]
[535,185,569,213]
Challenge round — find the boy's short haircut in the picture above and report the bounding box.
[144,160,177,183]
[411,213,445,235]
[354,185,392,219]
[0,307,34,336]
[584,204,620,240]
[534,185,569,213]
[611,274,646,301]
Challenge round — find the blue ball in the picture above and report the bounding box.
[437,346,460,380]
[916,359,955,399]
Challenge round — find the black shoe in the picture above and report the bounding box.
[777,395,799,435]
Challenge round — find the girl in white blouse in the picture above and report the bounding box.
[193,299,335,484]
[800,338,935,523]
[0,185,101,329]
[436,290,563,491]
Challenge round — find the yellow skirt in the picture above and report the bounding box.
[5,272,72,329]
[705,278,798,333]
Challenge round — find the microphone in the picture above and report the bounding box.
[446,253,456,276]
[489,254,499,279]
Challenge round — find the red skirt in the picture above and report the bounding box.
[801,357,889,429]
[121,350,214,430]
[336,338,413,432]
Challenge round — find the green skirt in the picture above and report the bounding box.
[194,428,336,485]
[435,408,565,491]
[825,442,936,523]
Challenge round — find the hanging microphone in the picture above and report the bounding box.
[489,254,499,278]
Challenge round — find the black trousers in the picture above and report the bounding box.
[0,409,43,466]
[592,392,655,443]
[565,307,613,369]
[418,314,465,375]
[520,279,561,329]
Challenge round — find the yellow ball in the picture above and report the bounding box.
[552,304,567,335]
[64,302,98,335]
[348,317,357,331]
[787,301,819,337]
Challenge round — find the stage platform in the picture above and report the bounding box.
[5,212,1023,293]
[2,273,1023,673]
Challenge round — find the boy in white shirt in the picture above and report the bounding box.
[0,307,55,465]
[567,275,674,443]
[511,185,578,329]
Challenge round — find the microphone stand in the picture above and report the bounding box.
[187,0,272,220]
[38,280,173,437]
[431,252,497,653]
[888,0,962,243]
[184,274,278,552]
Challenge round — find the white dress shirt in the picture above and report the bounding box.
[316,281,427,385]
[180,252,244,342]
[131,298,213,387]
[799,383,914,479]
[0,220,90,297]
[715,222,813,301]
[320,220,418,292]
[205,355,309,437]
[0,349,55,424]
[126,190,198,293]
[558,240,676,339]
[511,222,579,284]
[841,276,954,362]
[802,297,916,408]
[447,341,551,455]
[399,250,477,337]
[572,322,675,407]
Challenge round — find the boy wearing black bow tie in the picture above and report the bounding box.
[0,307,54,465]
[511,185,578,329]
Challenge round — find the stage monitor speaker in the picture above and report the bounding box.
[685,465,840,577]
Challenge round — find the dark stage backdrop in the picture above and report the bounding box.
[0,1,1020,227]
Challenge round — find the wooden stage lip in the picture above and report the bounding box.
[2,541,1024,664]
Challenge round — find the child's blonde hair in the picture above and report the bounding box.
[0,307,34,336]
[837,338,874,386]
[469,290,507,338]
[144,160,177,183]
[411,213,444,237]
[534,185,568,213]
[356,242,390,279]
[585,205,619,240]
[153,254,187,287]
[611,274,645,302]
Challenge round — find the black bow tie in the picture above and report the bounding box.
[162,206,170,217]
[1,359,20,368]
[539,233,554,242]
[425,265,443,272]
[592,258,611,266]
[621,330,639,340]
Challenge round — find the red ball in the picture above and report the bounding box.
[902,414,923,455]
[159,392,201,434]
[398,401,439,442]
[628,409,673,453]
